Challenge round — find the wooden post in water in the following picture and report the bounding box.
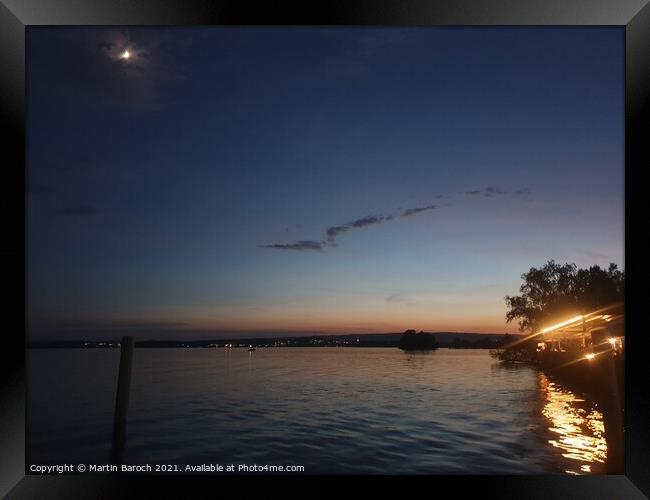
[111,335,134,466]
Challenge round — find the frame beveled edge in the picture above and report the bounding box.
[624,0,650,496]
[1,1,25,498]
[2,0,649,498]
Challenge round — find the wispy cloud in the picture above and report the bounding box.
[263,205,432,251]
[326,215,390,244]
[261,187,531,251]
[402,204,437,217]
[325,224,350,243]
[55,205,99,216]
[259,241,324,251]
[465,186,530,197]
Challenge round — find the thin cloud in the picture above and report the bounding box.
[402,204,436,217]
[484,186,508,197]
[55,205,99,216]
[464,187,530,197]
[348,215,386,228]
[263,213,394,252]
[325,224,349,242]
[263,203,440,251]
[259,241,324,251]
[326,215,388,244]
[261,187,531,251]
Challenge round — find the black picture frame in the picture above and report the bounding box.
[2,1,649,498]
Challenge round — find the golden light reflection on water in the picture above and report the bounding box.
[539,374,607,474]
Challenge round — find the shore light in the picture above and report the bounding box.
[539,315,584,335]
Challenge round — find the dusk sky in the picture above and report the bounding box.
[27,27,624,339]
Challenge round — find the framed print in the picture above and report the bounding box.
[2,0,649,498]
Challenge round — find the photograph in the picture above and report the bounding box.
[25,25,626,476]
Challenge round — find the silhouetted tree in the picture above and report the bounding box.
[505,260,624,333]
[399,330,438,350]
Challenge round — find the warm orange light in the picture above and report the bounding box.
[585,353,596,360]
[542,375,607,474]
[539,315,584,334]
[537,313,605,338]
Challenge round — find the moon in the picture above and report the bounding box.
[120,49,131,60]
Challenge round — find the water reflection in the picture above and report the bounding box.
[29,348,608,473]
[539,373,607,474]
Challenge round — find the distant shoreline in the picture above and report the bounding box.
[27,332,521,350]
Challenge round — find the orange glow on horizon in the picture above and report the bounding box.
[129,314,520,336]
[93,297,555,336]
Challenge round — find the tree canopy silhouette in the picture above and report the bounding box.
[398,330,438,351]
[505,260,624,333]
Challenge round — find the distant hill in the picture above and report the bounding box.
[331,332,516,343]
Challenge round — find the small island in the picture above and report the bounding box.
[398,330,439,351]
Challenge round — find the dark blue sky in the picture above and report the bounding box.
[27,27,624,339]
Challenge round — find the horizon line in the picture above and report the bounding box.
[28,330,522,343]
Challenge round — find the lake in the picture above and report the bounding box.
[27,348,607,474]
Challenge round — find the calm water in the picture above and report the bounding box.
[27,348,607,474]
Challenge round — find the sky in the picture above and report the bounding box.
[26,27,624,340]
